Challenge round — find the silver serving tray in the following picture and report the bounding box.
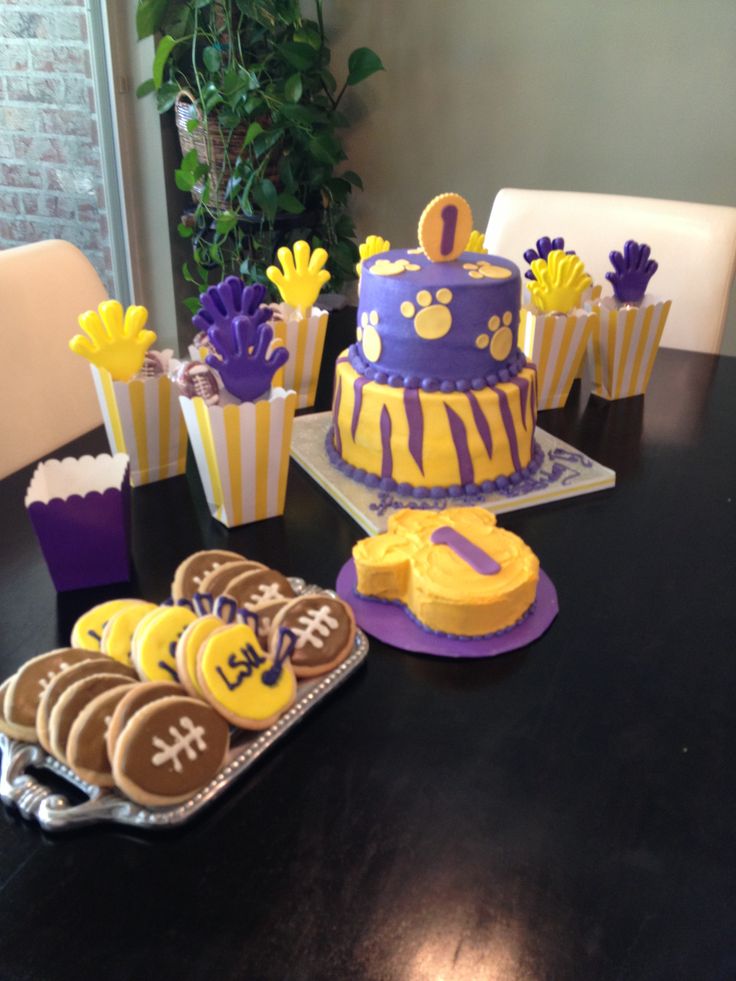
[0,581,369,832]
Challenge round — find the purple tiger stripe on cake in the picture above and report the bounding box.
[465,390,493,459]
[496,389,522,473]
[509,375,530,431]
[351,376,369,441]
[403,388,425,474]
[444,404,474,486]
[333,377,343,455]
[379,405,393,480]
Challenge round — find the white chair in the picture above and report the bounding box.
[484,189,736,354]
[0,240,107,478]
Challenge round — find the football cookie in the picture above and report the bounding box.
[111,695,230,807]
[222,568,296,646]
[3,649,96,741]
[131,605,198,682]
[70,599,143,651]
[0,675,30,741]
[105,681,184,761]
[48,673,132,764]
[196,623,296,730]
[196,559,265,598]
[66,683,138,787]
[269,596,356,678]
[171,550,244,602]
[100,601,158,666]
[36,656,137,755]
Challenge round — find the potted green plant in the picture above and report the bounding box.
[136,0,383,313]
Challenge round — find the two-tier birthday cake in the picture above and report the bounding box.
[326,194,543,497]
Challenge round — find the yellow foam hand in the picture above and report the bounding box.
[266,240,330,315]
[356,235,391,276]
[528,250,592,314]
[69,301,157,381]
[465,230,488,254]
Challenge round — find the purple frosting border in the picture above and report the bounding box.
[347,343,527,392]
[325,427,545,500]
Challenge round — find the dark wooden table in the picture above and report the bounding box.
[0,319,734,980]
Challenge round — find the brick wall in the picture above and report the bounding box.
[0,0,113,293]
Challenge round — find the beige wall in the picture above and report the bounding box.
[324,0,736,353]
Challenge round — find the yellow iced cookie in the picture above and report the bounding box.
[132,605,198,683]
[175,614,223,698]
[418,192,473,263]
[71,599,142,652]
[101,601,158,666]
[196,623,296,730]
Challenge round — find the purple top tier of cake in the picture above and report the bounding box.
[356,249,521,388]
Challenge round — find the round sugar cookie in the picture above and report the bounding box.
[171,550,244,602]
[269,596,356,678]
[131,605,198,683]
[197,560,266,598]
[175,614,223,698]
[223,568,296,647]
[49,673,132,764]
[112,696,230,807]
[4,649,96,741]
[105,681,184,762]
[196,623,296,730]
[101,601,158,665]
[36,656,136,755]
[70,599,142,651]
[66,683,138,787]
[0,675,32,741]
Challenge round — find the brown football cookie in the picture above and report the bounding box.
[36,657,136,755]
[171,550,244,602]
[196,559,266,598]
[223,568,296,647]
[48,673,132,764]
[269,595,356,678]
[0,676,31,741]
[3,649,96,741]
[111,695,230,807]
[66,683,138,787]
[105,681,184,762]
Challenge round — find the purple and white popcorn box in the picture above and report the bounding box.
[25,453,132,592]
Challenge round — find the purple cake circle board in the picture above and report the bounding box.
[336,559,558,659]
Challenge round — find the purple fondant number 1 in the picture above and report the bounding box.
[440,204,458,256]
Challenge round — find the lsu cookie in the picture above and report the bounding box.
[36,656,136,755]
[174,615,223,698]
[105,681,184,762]
[171,550,244,602]
[3,649,96,741]
[196,559,265,598]
[131,605,198,682]
[269,596,356,678]
[100,601,158,666]
[111,696,230,807]
[196,623,296,730]
[48,673,132,764]
[223,568,296,645]
[70,599,143,651]
[66,683,138,787]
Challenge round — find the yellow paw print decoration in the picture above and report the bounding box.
[465,230,488,254]
[401,289,453,340]
[356,310,382,362]
[266,240,330,316]
[527,250,591,314]
[475,311,515,361]
[356,235,391,276]
[369,258,421,277]
[463,260,512,280]
[69,301,157,382]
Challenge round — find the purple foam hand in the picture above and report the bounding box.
[606,240,658,303]
[192,277,268,338]
[523,236,575,281]
[206,314,289,403]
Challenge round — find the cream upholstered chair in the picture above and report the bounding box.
[484,189,736,354]
[0,240,107,478]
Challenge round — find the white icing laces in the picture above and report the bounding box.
[151,717,207,773]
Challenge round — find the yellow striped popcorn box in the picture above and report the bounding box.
[179,388,297,527]
[269,305,329,409]
[587,296,671,400]
[518,307,596,410]
[90,366,188,487]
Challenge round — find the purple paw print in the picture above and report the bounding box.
[523,236,575,281]
[206,314,289,403]
[193,277,270,345]
[606,240,658,303]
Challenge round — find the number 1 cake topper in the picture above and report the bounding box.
[418,193,474,263]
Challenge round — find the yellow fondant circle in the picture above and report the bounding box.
[490,327,513,361]
[71,599,142,651]
[134,606,198,682]
[101,601,158,665]
[362,325,382,362]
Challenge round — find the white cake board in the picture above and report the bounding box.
[290,412,615,535]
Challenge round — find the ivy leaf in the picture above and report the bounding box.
[180,148,200,173]
[155,81,179,112]
[284,73,302,103]
[293,26,322,49]
[279,42,317,71]
[202,46,221,73]
[319,69,337,94]
[277,193,305,214]
[346,47,384,86]
[177,222,194,239]
[136,78,155,99]
[243,121,264,147]
[175,169,195,192]
[182,296,201,315]
[309,132,343,165]
[136,0,168,40]
[186,118,200,133]
[341,170,363,190]
[215,212,238,236]
[253,178,278,222]
[153,35,178,89]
